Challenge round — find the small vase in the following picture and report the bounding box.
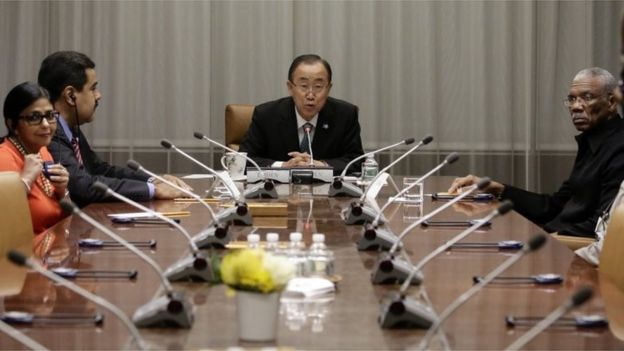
[236,290,280,342]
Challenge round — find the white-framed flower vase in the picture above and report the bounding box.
[236,290,280,342]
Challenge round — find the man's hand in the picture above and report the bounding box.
[284,152,327,168]
[154,182,185,199]
[448,174,505,196]
[159,174,193,191]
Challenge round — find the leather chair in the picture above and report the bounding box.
[225,104,255,151]
[600,204,624,288]
[551,233,596,251]
[0,172,33,296]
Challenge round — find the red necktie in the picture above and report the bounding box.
[71,137,83,166]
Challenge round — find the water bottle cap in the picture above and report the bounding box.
[290,232,302,241]
[266,233,279,242]
[247,233,260,243]
[312,233,325,242]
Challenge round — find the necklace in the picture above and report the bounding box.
[8,136,55,198]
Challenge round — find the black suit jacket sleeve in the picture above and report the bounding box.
[49,128,151,207]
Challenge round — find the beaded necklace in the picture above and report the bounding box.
[9,136,55,198]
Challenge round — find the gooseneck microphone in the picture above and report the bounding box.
[193,132,277,199]
[0,318,49,351]
[376,201,514,329]
[59,200,194,328]
[342,135,434,223]
[92,181,212,282]
[160,139,252,226]
[126,160,232,248]
[357,153,459,250]
[329,137,417,197]
[418,234,547,350]
[505,286,594,351]
[7,250,146,350]
[304,125,314,166]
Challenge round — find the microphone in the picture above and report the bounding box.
[366,177,490,257]
[505,286,593,351]
[0,319,49,351]
[160,139,252,226]
[329,137,417,197]
[357,152,459,250]
[6,250,146,349]
[193,132,277,199]
[59,200,194,329]
[92,181,212,282]
[417,234,547,348]
[304,125,314,166]
[376,201,513,329]
[127,160,233,249]
[342,135,433,224]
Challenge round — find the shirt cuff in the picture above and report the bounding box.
[147,183,155,199]
[272,161,284,168]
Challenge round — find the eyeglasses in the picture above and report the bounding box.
[563,93,606,108]
[19,111,60,125]
[290,81,329,94]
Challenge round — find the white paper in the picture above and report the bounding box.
[181,174,215,179]
[283,277,335,298]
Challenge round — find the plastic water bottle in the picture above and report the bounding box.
[361,155,379,182]
[307,233,335,277]
[265,232,281,254]
[246,233,260,249]
[286,232,308,276]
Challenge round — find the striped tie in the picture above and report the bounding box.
[71,137,83,166]
[300,123,313,154]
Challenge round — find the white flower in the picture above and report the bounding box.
[262,252,295,289]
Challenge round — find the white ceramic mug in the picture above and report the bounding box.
[220,152,247,178]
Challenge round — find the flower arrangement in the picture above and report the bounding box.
[220,249,295,294]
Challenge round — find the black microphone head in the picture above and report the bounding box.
[127,159,141,171]
[527,233,547,251]
[422,135,434,145]
[92,181,110,195]
[571,286,593,306]
[445,152,459,164]
[193,131,205,140]
[59,199,77,214]
[497,200,514,215]
[404,137,416,145]
[476,177,491,190]
[7,250,28,266]
[160,139,173,149]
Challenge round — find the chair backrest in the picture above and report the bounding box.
[600,203,624,290]
[0,172,33,296]
[225,104,255,151]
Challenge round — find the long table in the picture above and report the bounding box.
[1,176,623,350]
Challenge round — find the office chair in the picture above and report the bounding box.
[225,104,255,151]
[551,233,596,251]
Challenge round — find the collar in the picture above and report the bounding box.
[575,114,623,154]
[295,107,318,129]
[58,115,75,141]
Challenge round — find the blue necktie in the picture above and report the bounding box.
[300,123,313,154]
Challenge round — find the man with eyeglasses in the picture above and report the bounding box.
[240,54,364,175]
[448,67,624,240]
[38,51,191,207]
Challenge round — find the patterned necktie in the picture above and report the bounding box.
[71,137,83,166]
[300,123,313,154]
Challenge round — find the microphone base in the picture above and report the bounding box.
[342,202,386,225]
[378,291,437,329]
[244,180,278,199]
[192,224,233,249]
[328,179,363,198]
[357,224,400,251]
[215,203,253,226]
[132,291,194,328]
[164,254,213,282]
[371,252,423,285]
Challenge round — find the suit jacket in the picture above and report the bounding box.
[48,126,151,207]
[239,97,364,175]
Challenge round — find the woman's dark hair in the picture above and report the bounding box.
[3,82,50,138]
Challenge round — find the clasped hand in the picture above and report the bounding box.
[284,151,326,168]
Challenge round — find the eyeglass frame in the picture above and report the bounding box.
[289,80,330,94]
[563,92,610,108]
[18,111,60,125]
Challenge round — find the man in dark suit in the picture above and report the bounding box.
[38,51,189,207]
[240,54,364,175]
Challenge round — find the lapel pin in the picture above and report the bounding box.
[322,124,329,130]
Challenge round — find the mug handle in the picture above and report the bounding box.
[220,155,228,170]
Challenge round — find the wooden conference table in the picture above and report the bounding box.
[1,176,623,350]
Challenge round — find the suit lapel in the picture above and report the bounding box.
[312,99,333,155]
[279,98,300,153]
